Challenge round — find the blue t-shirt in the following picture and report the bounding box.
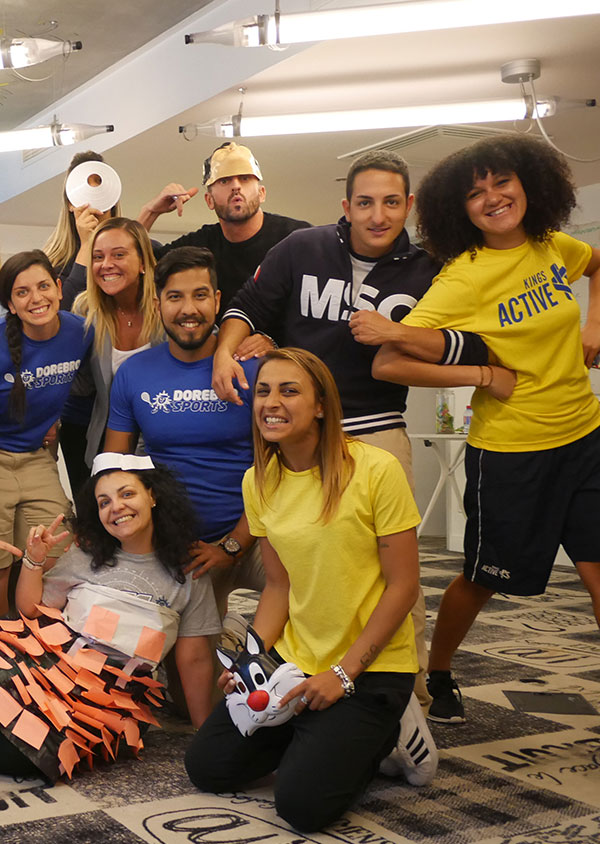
[108,343,257,542]
[0,312,94,452]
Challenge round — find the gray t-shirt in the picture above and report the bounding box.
[42,546,220,639]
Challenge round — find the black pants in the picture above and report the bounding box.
[185,671,414,833]
[59,421,90,497]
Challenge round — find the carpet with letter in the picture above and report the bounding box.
[0,538,599,844]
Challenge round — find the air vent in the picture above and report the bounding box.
[338,124,514,162]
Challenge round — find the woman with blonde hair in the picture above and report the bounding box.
[186,347,437,832]
[44,150,121,493]
[44,150,121,311]
[73,217,164,466]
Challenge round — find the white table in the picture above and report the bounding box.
[409,433,467,538]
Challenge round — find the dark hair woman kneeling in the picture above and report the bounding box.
[0,454,219,782]
[185,349,427,833]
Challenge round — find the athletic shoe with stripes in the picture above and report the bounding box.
[378,692,439,786]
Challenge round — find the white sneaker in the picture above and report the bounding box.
[379,692,439,786]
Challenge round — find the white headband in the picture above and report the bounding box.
[91,453,155,476]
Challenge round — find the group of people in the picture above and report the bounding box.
[0,130,598,832]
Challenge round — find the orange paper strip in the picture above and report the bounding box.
[29,667,52,692]
[37,622,72,647]
[0,631,24,654]
[132,701,160,726]
[134,674,165,691]
[94,710,124,732]
[45,665,75,696]
[0,641,15,659]
[68,719,102,745]
[57,738,79,778]
[122,717,140,747]
[35,604,64,621]
[75,668,106,692]
[83,606,119,642]
[65,728,91,751]
[16,661,35,685]
[42,707,64,733]
[21,616,40,634]
[72,701,124,732]
[11,675,32,706]
[19,635,45,657]
[134,627,166,664]
[0,686,23,727]
[11,710,49,750]
[74,710,105,730]
[102,664,131,681]
[27,684,50,713]
[82,688,114,707]
[56,657,78,681]
[144,691,164,708]
[0,619,24,633]
[109,689,138,710]
[100,726,116,759]
[72,648,107,674]
[47,695,72,729]
[0,656,12,670]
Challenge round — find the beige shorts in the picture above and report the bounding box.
[209,539,265,620]
[0,448,73,569]
[357,426,414,491]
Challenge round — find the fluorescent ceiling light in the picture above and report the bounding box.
[0,122,114,154]
[210,98,556,138]
[0,38,82,70]
[186,0,600,47]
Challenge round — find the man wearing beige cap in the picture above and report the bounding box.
[138,141,310,313]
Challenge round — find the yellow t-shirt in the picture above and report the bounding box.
[242,440,420,676]
[403,232,600,451]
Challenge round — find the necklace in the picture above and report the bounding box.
[117,307,137,328]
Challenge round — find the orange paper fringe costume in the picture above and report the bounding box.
[0,605,163,781]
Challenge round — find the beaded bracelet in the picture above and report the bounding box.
[22,552,45,571]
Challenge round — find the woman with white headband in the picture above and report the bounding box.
[0,453,219,782]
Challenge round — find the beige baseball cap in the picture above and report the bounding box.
[203,142,263,187]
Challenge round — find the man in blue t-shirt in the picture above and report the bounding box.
[104,247,265,614]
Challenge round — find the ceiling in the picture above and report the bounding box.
[0,0,598,239]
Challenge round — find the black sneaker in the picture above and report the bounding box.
[427,671,466,724]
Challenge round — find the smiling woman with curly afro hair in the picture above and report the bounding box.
[416,133,577,264]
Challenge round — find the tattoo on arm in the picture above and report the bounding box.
[359,644,380,667]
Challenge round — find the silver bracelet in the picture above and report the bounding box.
[330,663,355,697]
[22,552,46,571]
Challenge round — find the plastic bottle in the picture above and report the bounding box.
[463,405,473,434]
[435,389,454,433]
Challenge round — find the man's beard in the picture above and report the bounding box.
[213,193,261,223]
[164,320,215,351]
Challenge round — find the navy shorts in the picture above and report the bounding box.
[463,426,600,596]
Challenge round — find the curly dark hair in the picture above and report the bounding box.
[416,134,577,264]
[0,250,59,423]
[73,464,198,582]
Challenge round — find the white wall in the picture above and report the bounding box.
[0,224,179,263]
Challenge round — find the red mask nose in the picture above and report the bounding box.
[247,690,270,711]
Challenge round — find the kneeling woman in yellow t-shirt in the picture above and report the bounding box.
[185,347,437,832]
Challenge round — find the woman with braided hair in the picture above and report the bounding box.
[0,250,93,613]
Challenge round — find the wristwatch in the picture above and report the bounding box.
[218,536,242,558]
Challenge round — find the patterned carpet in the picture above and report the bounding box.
[1,538,599,844]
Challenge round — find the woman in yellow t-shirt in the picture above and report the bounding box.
[349,134,600,725]
[185,347,437,832]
